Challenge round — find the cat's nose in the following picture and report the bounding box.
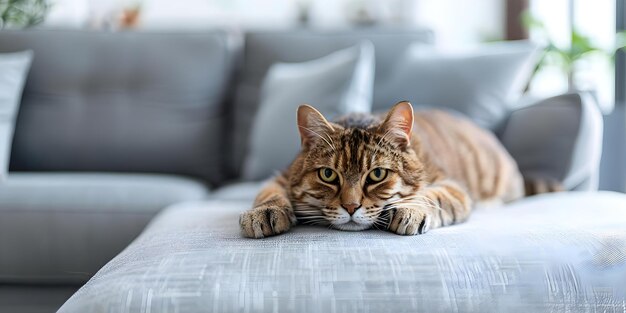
[341,203,361,215]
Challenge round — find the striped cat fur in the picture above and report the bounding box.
[240,101,560,238]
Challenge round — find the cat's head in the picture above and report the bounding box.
[289,101,426,231]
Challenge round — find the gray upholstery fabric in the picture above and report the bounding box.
[380,40,539,129]
[242,42,375,180]
[60,188,626,312]
[0,173,209,284]
[230,29,434,177]
[0,30,238,185]
[501,92,604,190]
[0,51,32,182]
[208,181,262,201]
[0,285,77,313]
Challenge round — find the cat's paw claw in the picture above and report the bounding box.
[240,206,294,238]
[388,208,431,235]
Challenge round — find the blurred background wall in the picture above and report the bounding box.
[44,0,505,47]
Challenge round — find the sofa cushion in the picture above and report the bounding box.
[500,92,604,190]
[0,173,209,284]
[0,30,238,185]
[381,40,539,130]
[230,29,433,177]
[242,42,375,181]
[208,181,262,202]
[60,190,626,312]
[0,51,32,182]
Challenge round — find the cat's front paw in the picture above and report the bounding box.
[388,207,432,235]
[239,206,295,238]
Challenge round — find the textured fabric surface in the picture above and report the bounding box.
[0,30,238,185]
[61,190,626,313]
[501,92,603,191]
[242,42,375,181]
[230,29,434,177]
[0,173,209,284]
[208,181,263,202]
[381,40,539,130]
[0,50,32,182]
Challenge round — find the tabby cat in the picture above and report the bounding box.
[240,101,551,238]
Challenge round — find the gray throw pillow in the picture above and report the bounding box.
[242,41,375,181]
[0,51,33,181]
[381,40,539,130]
[500,92,603,191]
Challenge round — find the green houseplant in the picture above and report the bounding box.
[0,0,50,29]
[523,12,626,91]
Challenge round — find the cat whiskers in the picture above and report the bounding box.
[297,215,329,226]
[303,220,329,227]
[293,203,329,226]
[383,194,438,209]
[384,197,441,213]
[292,203,321,213]
[372,214,390,230]
[370,195,442,228]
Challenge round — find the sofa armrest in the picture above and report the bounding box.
[499,92,603,191]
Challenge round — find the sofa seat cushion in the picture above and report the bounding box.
[208,181,262,201]
[0,173,209,284]
[60,190,626,312]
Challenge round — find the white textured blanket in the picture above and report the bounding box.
[60,190,626,313]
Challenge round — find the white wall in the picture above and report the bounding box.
[412,0,504,48]
[44,0,504,48]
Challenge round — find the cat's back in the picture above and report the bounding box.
[411,109,524,203]
[330,108,523,203]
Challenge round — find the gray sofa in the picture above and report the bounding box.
[0,29,617,313]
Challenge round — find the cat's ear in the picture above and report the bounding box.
[297,104,335,147]
[379,101,414,148]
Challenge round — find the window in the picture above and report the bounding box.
[528,0,617,112]
[617,0,625,105]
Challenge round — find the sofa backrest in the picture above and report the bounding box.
[0,29,433,184]
[0,30,238,186]
[228,29,434,177]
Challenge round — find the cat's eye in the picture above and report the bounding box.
[368,168,387,183]
[318,168,338,183]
